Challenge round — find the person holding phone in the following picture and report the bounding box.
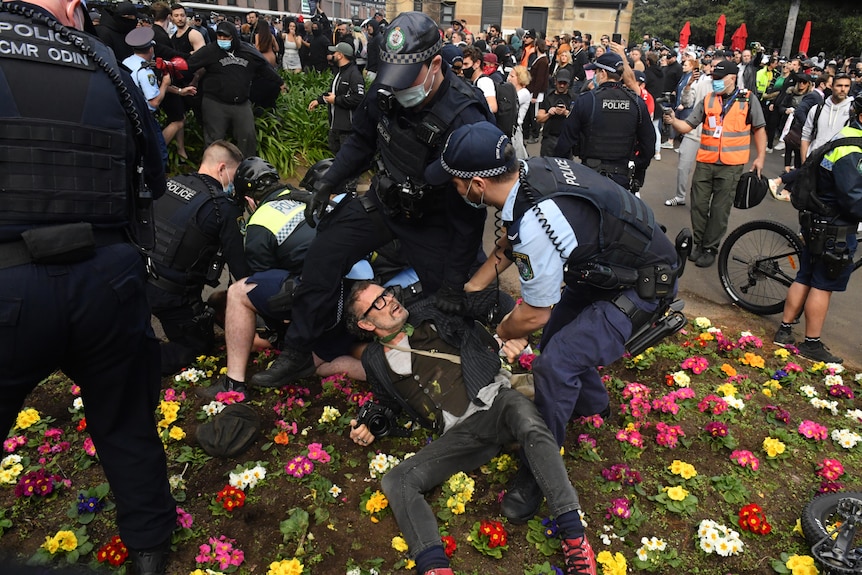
[537,70,575,157]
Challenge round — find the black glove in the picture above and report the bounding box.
[433,282,466,315]
[304,180,333,228]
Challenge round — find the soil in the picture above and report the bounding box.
[1,288,860,575]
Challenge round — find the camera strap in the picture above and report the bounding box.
[380,342,462,365]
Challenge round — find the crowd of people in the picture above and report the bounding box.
[2,1,861,573]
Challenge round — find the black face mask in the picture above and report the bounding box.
[312,27,321,36]
[463,66,476,80]
[823,88,832,99]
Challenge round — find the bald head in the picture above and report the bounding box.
[8,0,88,28]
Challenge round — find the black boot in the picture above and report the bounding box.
[501,465,543,524]
[129,538,170,575]
[196,374,247,401]
[249,348,315,388]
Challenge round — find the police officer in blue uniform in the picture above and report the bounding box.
[554,52,655,194]
[426,122,680,526]
[247,11,495,388]
[146,140,251,376]
[0,0,175,573]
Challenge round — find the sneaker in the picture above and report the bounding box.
[501,465,543,524]
[561,535,597,575]
[196,374,247,401]
[654,152,662,161]
[664,197,686,207]
[130,540,170,575]
[695,249,716,268]
[767,146,774,154]
[249,347,315,388]
[774,140,786,151]
[773,325,794,346]
[687,245,703,263]
[423,570,455,575]
[661,141,675,149]
[796,340,843,364]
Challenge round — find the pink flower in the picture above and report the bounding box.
[69,384,81,396]
[606,497,632,520]
[730,449,760,471]
[176,506,194,529]
[163,388,186,401]
[307,443,331,463]
[655,422,684,448]
[681,356,709,374]
[698,395,729,415]
[622,382,651,400]
[816,458,845,481]
[798,420,828,441]
[577,434,597,449]
[215,390,245,404]
[4,435,26,453]
[83,437,96,457]
[784,362,803,373]
[577,414,605,428]
[736,334,763,349]
[518,353,536,370]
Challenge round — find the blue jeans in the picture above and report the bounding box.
[381,387,580,557]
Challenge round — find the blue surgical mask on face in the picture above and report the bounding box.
[712,78,726,93]
[217,39,232,50]
[393,65,433,108]
[461,179,485,208]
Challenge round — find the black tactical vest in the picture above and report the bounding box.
[150,174,220,285]
[0,7,131,236]
[580,83,640,165]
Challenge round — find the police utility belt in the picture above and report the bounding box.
[583,159,634,180]
[565,260,677,301]
[374,172,444,220]
[798,211,855,280]
[0,223,125,270]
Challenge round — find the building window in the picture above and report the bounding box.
[441,2,454,24]
[413,0,422,11]
[227,0,236,6]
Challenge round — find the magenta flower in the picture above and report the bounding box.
[601,464,642,486]
[736,334,763,349]
[616,428,645,449]
[818,481,845,494]
[307,443,331,463]
[577,434,597,449]
[828,385,854,399]
[606,497,632,520]
[519,353,536,370]
[698,395,729,415]
[621,382,651,400]
[83,437,96,457]
[285,455,314,478]
[816,458,844,481]
[798,420,828,441]
[3,435,26,453]
[704,421,728,437]
[784,362,803,373]
[176,506,194,529]
[655,422,685,448]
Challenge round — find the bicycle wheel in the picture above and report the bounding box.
[718,220,804,315]
[801,492,862,574]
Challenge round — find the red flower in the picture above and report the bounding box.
[442,535,457,557]
[77,418,87,432]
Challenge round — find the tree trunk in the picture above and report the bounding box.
[781,0,800,57]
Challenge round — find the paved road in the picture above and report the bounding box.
[483,140,860,364]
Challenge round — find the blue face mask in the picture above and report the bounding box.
[393,65,433,108]
[217,39,232,50]
[591,76,599,90]
[223,181,235,197]
[461,179,485,209]
[712,78,726,93]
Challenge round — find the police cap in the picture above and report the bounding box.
[377,12,442,90]
[425,121,515,186]
[125,27,155,50]
[585,52,624,73]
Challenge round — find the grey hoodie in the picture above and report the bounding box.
[802,95,854,150]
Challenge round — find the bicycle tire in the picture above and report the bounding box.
[717,220,804,315]
[801,492,862,574]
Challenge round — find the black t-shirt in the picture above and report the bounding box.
[540,89,574,136]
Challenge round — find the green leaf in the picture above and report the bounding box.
[280,507,310,543]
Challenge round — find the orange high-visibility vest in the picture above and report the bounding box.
[697,90,751,165]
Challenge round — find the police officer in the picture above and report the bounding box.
[0,0,175,573]
[554,52,656,194]
[246,11,494,388]
[773,99,862,364]
[146,140,251,376]
[123,27,171,164]
[426,121,679,526]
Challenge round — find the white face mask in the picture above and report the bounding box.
[461,179,485,208]
[393,65,433,108]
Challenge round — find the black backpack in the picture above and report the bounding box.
[788,136,862,216]
[481,74,519,138]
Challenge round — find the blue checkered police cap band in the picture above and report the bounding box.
[380,36,443,65]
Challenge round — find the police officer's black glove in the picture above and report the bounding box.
[304,180,333,228]
[433,282,466,315]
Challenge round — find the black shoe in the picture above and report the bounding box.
[796,340,843,364]
[196,374,247,401]
[501,465,543,524]
[687,245,702,263]
[130,540,170,575]
[695,249,716,268]
[249,348,314,388]
[773,325,794,346]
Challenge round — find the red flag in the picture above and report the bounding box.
[798,20,811,56]
[715,14,726,47]
[730,23,748,52]
[679,21,691,51]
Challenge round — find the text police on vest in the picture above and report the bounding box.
[602,99,631,110]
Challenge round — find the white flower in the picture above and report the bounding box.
[229,472,244,489]
[636,547,649,561]
[251,465,266,481]
[699,539,714,553]
[826,363,844,374]
[707,326,722,334]
[600,534,612,546]
[694,317,711,328]
[832,428,862,449]
[329,485,342,498]
[174,368,207,383]
[347,568,361,575]
[1,454,22,467]
[578,509,588,528]
[855,373,862,382]
[168,474,186,490]
[740,331,753,337]
[72,397,84,411]
[810,397,839,416]
[202,401,226,417]
[800,385,818,398]
[724,396,745,410]
[845,409,862,422]
[672,371,691,387]
[824,374,843,387]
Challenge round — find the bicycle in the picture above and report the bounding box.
[717,219,862,316]
[803,491,862,575]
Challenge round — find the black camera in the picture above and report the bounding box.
[355,403,396,437]
[655,91,674,113]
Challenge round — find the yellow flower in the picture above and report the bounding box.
[42,535,60,554]
[189,570,208,575]
[763,436,786,458]
[169,426,186,441]
[698,331,714,341]
[665,486,689,501]
[15,408,40,430]
[391,536,409,553]
[365,490,388,514]
[786,554,819,575]
[267,558,303,575]
[405,559,416,569]
[55,530,78,552]
[597,550,628,575]
[716,383,737,397]
[810,361,826,372]
[740,352,765,368]
[668,460,697,479]
[158,400,180,426]
[774,348,790,358]
[762,388,773,398]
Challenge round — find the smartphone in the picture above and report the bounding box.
[612,33,622,44]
